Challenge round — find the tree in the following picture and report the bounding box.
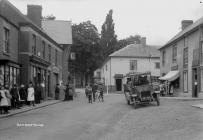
[116,35,141,50]
[100,9,117,60]
[43,14,56,20]
[69,21,103,86]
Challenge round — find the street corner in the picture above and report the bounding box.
[191,104,203,109]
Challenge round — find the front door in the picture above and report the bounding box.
[116,79,122,91]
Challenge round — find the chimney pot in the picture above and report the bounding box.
[181,20,193,30]
[141,37,146,46]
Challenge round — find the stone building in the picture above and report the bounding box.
[95,37,160,91]
[159,18,203,97]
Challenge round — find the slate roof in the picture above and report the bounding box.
[160,17,203,50]
[42,20,72,45]
[109,44,160,58]
[0,0,61,49]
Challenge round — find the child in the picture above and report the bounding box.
[86,84,93,104]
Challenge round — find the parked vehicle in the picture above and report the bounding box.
[124,72,160,108]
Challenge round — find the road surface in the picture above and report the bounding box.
[0,92,203,140]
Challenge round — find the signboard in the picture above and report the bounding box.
[70,52,76,60]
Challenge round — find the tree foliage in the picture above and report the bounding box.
[69,21,103,83]
[116,35,141,50]
[43,14,56,20]
[100,9,117,60]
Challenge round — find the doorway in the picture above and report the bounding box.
[193,68,198,97]
[116,79,122,91]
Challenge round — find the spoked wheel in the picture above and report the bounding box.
[133,98,138,108]
[156,95,160,106]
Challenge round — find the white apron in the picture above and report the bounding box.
[27,87,35,101]
[0,90,9,106]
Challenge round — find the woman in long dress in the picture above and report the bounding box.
[0,85,9,114]
[27,82,35,106]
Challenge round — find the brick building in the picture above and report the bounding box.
[0,0,71,99]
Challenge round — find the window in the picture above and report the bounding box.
[3,27,9,53]
[183,71,188,92]
[55,49,58,66]
[129,60,137,71]
[32,34,37,55]
[172,45,177,63]
[162,51,165,66]
[155,62,160,69]
[42,41,45,59]
[48,45,51,62]
[184,37,188,48]
[201,42,203,62]
[183,47,188,66]
[201,69,203,92]
[105,65,108,71]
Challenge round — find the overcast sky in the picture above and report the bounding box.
[9,0,203,46]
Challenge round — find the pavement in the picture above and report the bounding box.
[0,100,62,118]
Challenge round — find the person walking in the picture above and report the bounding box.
[27,82,35,106]
[63,84,69,101]
[98,83,104,102]
[92,83,97,102]
[86,84,93,104]
[55,84,60,100]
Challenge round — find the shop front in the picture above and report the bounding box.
[29,56,50,100]
[0,60,20,88]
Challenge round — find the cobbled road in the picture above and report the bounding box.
[0,91,203,140]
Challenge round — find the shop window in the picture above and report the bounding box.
[0,66,4,86]
[4,66,9,86]
[3,27,9,53]
[10,67,13,86]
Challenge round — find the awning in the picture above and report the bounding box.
[159,71,179,81]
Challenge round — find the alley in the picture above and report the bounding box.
[0,92,203,140]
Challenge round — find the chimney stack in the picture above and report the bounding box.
[181,20,193,30]
[141,37,146,46]
[27,5,42,28]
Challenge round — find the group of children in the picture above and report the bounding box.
[0,82,39,114]
[85,83,104,103]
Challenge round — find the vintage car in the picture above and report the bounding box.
[124,72,160,108]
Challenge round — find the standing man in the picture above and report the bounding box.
[63,84,69,101]
[92,82,97,102]
[98,83,104,102]
[86,84,93,104]
[55,84,60,100]
[10,84,20,109]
